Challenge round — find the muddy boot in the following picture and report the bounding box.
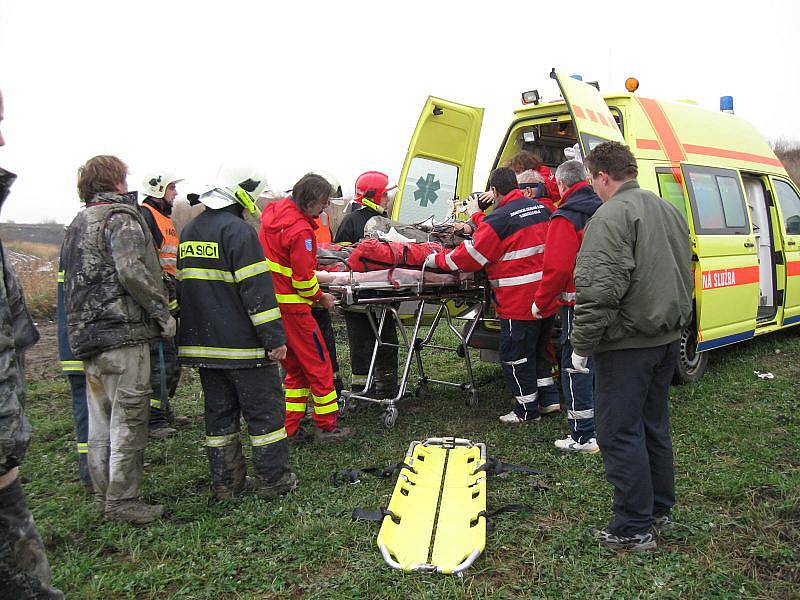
[149,423,178,439]
[207,437,247,500]
[374,366,398,400]
[288,427,313,446]
[255,471,299,500]
[314,426,354,442]
[104,499,164,524]
[171,415,192,428]
[77,452,94,494]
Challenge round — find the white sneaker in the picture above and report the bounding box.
[554,436,600,453]
[540,403,561,415]
[498,411,540,424]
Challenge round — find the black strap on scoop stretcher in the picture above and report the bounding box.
[352,503,534,530]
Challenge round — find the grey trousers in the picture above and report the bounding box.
[84,344,151,503]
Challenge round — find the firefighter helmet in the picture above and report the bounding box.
[354,171,396,213]
[142,171,183,199]
[200,165,271,214]
[312,170,344,204]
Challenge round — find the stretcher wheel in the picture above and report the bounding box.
[382,407,398,429]
[466,390,479,407]
[415,383,429,399]
[339,396,350,417]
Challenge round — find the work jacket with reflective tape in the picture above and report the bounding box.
[176,204,286,368]
[259,198,323,315]
[434,189,550,320]
[56,263,83,375]
[140,199,178,276]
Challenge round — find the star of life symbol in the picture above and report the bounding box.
[414,173,440,208]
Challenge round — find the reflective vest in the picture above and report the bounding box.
[141,203,178,276]
[314,212,332,245]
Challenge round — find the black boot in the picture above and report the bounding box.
[206,438,247,500]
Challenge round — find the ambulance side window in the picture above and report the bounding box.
[684,166,750,235]
[772,179,800,235]
[656,170,687,221]
[398,156,458,224]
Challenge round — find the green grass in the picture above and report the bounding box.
[21,327,800,599]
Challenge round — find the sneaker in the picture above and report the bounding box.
[499,411,540,424]
[554,436,600,454]
[314,426,354,442]
[256,471,299,500]
[593,528,657,551]
[540,403,561,415]
[653,514,674,532]
[149,425,177,439]
[104,499,164,524]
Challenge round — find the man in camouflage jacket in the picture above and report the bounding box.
[0,89,64,599]
[62,155,175,524]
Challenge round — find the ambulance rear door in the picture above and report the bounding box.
[770,177,800,326]
[550,69,625,157]
[682,163,760,350]
[392,97,484,224]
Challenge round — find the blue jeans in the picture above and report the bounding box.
[561,306,596,443]
[499,317,555,421]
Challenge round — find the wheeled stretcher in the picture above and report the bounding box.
[317,265,486,428]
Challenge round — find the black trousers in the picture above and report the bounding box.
[343,309,398,392]
[199,365,289,482]
[594,341,678,536]
[311,306,339,376]
[148,337,181,426]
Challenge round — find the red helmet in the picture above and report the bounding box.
[354,171,396,212]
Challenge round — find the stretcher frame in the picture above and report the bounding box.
[323,263,485,428]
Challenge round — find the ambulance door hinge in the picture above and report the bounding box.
[774,251,784,265]
[776,289,785,306]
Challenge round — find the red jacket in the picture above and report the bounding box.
[533,182,603,317]
[538,165,561,204]
[259,198,322,314]
[434,189,550,320]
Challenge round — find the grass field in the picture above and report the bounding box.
[21,327,800,599]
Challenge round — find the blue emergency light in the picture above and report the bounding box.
[570,74,583,81]
[720,96,734,113]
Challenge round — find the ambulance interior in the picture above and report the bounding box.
[742,175,778,321]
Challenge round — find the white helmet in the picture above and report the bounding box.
[142,171,183,199]
[199,165,271,213]
[311,169,344,205]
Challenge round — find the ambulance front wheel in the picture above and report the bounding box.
[382,407,398,429]
[673,322,708,385]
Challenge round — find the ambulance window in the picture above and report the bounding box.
[397,157,458,224]
[773,179,800,235]
[656,171,687,220]
[684,166,749,235]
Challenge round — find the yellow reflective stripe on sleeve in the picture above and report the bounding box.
[275,293,314,305]
[250,427,287,447]
[167,299,179,311]
[76,442,88,454]
[150,398,162,408]
[296,283,320,298]
[285,387,310,398]
[285,401,307,412]
[57,271,65,283]
[312,390,338,405]
[266,258,293,277]
[314,401,339,415]
[291,275,319,290]
[206,432,240,447]
[177,268,234,283]
[250,307,281,326]
[61,360,84,372]
[234,260,270,282]
[178,346,266,360]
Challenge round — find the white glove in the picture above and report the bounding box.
[571,351,590,373]
[423,253,438,269]
[531,302,542,319]
[159,315,177,339]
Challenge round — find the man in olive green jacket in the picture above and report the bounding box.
[571,142,692,551]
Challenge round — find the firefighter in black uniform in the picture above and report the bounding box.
[334,171,398,397]
[177,166,297,500]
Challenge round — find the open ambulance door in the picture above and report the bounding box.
[550,69,625,156]
[769,177,800,326]
[681,163,759,351]
[392,97,484,224]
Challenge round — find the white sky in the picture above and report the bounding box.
[1,0,798,224]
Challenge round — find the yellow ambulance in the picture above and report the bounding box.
[391,70,800,383]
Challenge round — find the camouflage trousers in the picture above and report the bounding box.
[84,344,151,504]
[0,479,64,599]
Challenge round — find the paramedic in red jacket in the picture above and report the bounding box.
[509,151,560,204]
[425,167,559,423]
[259,174,352,442]
[532,160,603,453]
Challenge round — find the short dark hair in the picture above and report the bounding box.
[292,173,333,214]
[488,167,519,196]
[584,142,638,181]
[77,155,127,201]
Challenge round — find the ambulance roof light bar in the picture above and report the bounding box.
[720,96,734,114]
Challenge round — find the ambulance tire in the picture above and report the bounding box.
[673,321,708,385]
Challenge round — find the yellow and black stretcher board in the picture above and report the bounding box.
[376,437,487,574]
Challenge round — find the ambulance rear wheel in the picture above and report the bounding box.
[673,323,708,385]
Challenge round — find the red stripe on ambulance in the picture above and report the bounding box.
[701,266,760,290]
[787,261,800,277]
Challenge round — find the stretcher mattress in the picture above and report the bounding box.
[316,268,460,289]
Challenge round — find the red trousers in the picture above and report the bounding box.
[280,311,338,434]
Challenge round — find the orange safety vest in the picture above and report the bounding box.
[141,203,178,276]
[314,211,332,245]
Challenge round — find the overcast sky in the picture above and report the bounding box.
[1,0,798,224]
